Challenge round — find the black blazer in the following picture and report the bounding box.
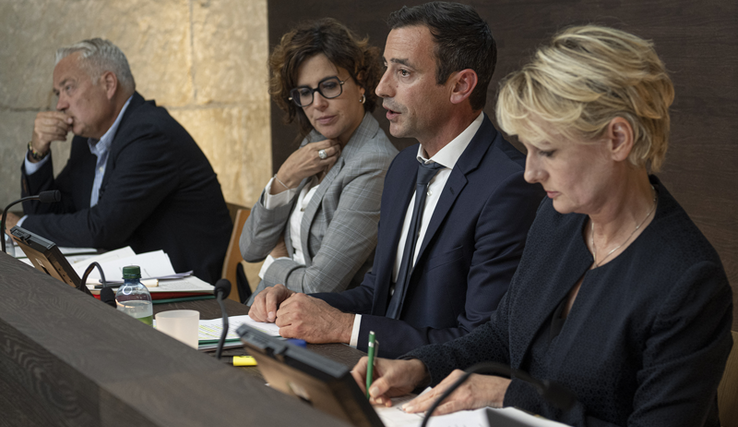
[408,177,733,426]
[21,92,232,284]
[314,115,544,357]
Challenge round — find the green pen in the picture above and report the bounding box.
[366,331,376,399]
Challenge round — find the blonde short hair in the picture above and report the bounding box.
[496,25,674,171]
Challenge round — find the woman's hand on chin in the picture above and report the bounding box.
[275,139,342,190]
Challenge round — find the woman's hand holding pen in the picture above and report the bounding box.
[351,357,509,415]
[351,357,428,406]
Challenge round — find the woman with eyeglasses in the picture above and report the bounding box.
[241,18,397,303]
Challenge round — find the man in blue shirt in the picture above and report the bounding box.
[6,38,232,284]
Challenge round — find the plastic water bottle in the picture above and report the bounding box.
[115,265,153,325]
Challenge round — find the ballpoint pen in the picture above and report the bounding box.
[366,331,376,399]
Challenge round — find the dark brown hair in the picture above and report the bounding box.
[387,2,496,111]
[269,18,383,137]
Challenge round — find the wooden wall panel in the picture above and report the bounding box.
[268,0,738,329]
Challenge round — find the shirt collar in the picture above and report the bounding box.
[416,112,484,169]
[88,95,133,156]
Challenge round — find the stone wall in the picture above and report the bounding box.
[0,0,270,288]
[0,0,271,212]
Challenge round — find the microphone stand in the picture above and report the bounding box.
[216,293,229,360]
[213,279,232,360]
[420,362,577,427]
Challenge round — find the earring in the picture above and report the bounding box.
[359,94,366,104]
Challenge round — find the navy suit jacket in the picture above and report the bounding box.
[314,116,544,357]
[20,92,232,284]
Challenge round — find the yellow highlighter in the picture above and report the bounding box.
[226,355,257,366]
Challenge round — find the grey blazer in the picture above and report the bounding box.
[241,113,397,301]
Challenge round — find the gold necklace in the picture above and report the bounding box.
[591,186,657,267]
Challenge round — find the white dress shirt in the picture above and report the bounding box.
[349,112,485,347]
[257,176,320,279]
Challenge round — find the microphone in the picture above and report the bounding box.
[37,190,62,203]
[214,278,231,300]
[420,361,577,427]
[213,279,231,360]
[2,190,62,253]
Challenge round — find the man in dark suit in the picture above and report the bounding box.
[249,2,543,357]
[4,38,232,284]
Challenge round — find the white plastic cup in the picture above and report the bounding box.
[155,310,200,349]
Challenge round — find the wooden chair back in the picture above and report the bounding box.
[221,206,250,303]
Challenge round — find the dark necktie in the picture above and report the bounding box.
[386,160,444,319]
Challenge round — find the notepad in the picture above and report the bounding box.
[197,315,281,351]
[199,315,281,341]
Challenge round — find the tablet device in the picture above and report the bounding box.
[10,226,92,296]
[236,324,383,427]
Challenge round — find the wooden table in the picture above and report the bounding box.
[0,252,361,427]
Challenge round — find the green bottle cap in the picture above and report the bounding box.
[122,265,141,279]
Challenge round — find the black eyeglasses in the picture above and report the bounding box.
[289,76,346,107]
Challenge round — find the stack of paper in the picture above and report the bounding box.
[68,247,214,298]
[72,247,185,283]
[197,315,281,350]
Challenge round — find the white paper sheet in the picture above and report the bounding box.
[375,391,571,427]
[71,246,136,265]
[198,314,281,341]
[73,249,176,282]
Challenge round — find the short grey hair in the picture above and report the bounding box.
[56,38,136,92]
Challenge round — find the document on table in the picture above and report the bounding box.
[374,394,424,427]
[74,249,175,281]
[149,275,213,293]
[71,246,135,266]
[85,274,214,296]
[71,248,188,283]
[375,392,570,427]
[199,314,281,341]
